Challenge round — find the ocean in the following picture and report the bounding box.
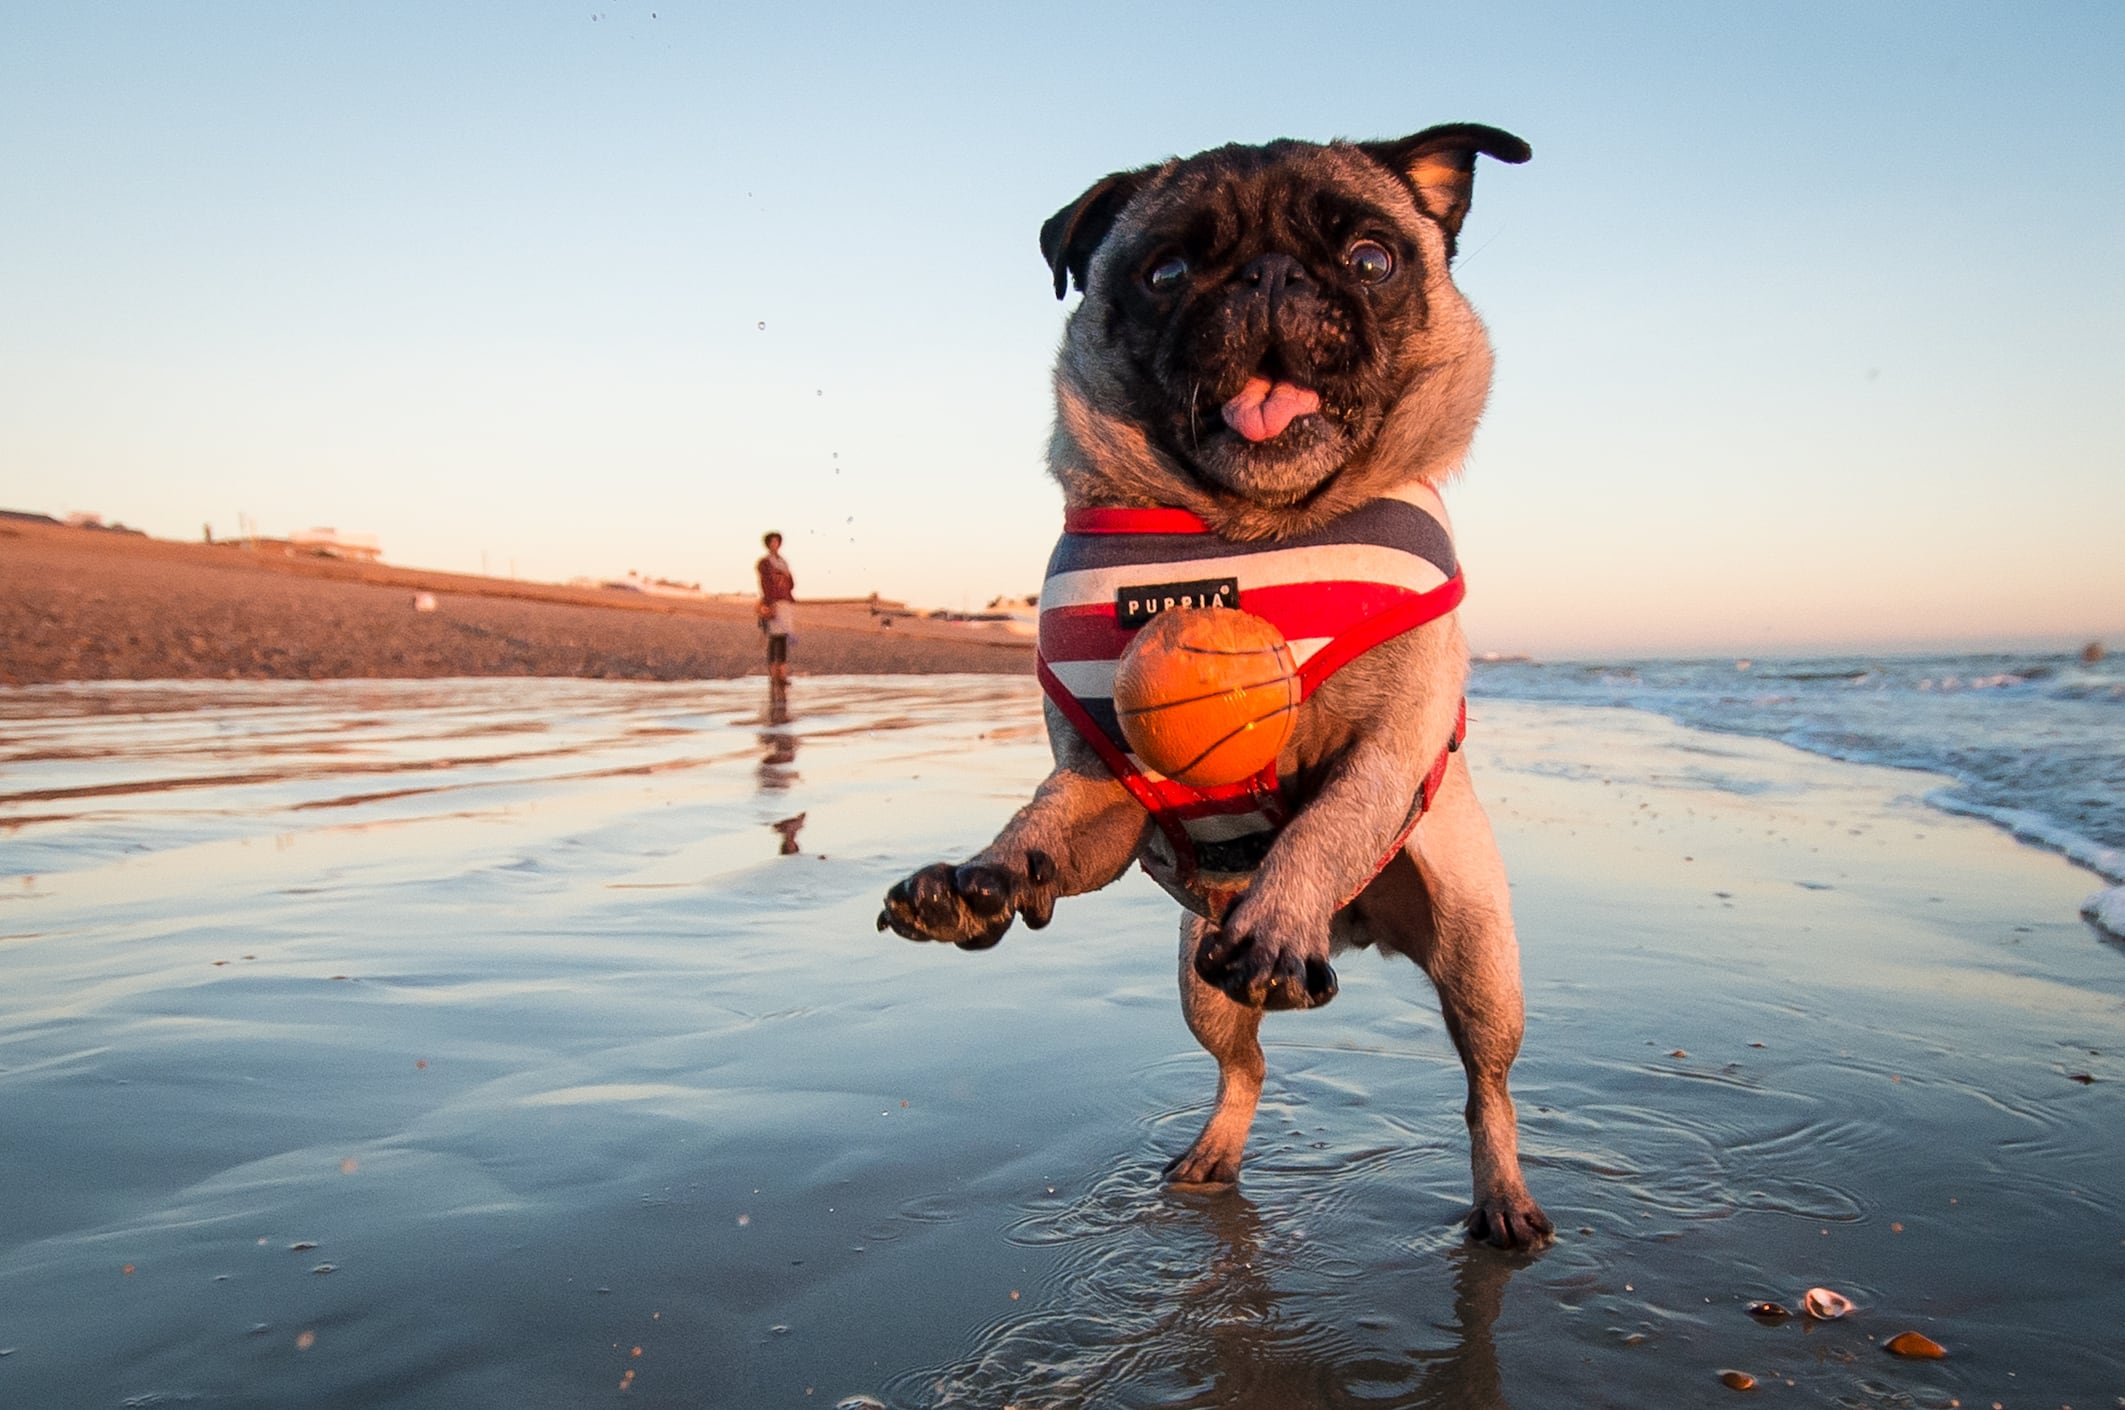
[1470,650,2125,939]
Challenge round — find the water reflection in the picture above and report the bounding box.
[923,1179,1522,1409]
[1163,1193,1520,1410]
[1406,1244,1518,1410]
[757,678,798,791]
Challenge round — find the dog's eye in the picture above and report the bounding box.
[1144,254,1189,293]
[1346,240,1395,283]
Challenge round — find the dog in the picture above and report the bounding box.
[878,125,1551,1250]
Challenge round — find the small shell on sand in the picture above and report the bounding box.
[1717,1369,1757,1390]
[1884,1330,1947,1358]
[1803,1286,1856,1319]
[1744,1301,1791,1321]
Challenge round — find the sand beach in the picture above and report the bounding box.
[0,516,1033,685]
[1,676,2118,1407]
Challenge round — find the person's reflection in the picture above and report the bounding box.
[758,679,798,792]
[1169,1189,1520,1409]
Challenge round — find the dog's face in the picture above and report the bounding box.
[1041,125,1528,538]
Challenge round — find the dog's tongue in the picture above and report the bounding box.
[1221,377,1320,442]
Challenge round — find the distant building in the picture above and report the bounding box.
[58,510,144,536]
[291,527,383,562]
[604,571,706,599]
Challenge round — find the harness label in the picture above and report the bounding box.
[1115,576,1239,628]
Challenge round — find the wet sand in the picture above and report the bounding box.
[1,680,2119,1407]
[0,518,1032,683]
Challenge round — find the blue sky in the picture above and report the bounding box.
[3,1,2121,656]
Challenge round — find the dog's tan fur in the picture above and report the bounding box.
[879,126,1552,1249]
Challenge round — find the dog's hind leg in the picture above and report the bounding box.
[1165,912,1266,1185]
[1357,754,1553,1249]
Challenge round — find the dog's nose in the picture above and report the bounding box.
[1240,252,1306,303]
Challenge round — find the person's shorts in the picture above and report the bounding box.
[764,601,794,663]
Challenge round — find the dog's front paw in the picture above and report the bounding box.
[876,850,1057,951]
[1192,921,1337,1010]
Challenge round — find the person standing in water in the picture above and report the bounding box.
[756,531,796,683]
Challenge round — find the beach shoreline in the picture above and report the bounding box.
[0,516,1034,685]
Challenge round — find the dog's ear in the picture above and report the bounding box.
[1358,124,1530,259]
[1040,170,1147,300]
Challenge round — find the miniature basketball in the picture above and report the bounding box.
[1113,607,1300,787]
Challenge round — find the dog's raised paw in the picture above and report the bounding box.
[876,851,1057,949]
[1192,927,1337,1010]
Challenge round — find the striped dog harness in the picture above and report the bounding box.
[1036,482,1468,918]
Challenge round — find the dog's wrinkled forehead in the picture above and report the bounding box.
[1103,141,1430,266]
[1043,126,1526,300]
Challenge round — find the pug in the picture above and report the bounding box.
[878,125,1551,1250]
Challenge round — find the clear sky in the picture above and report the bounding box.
[4,1,2121,657]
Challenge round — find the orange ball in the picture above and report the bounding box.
[1113,607,1300,787]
